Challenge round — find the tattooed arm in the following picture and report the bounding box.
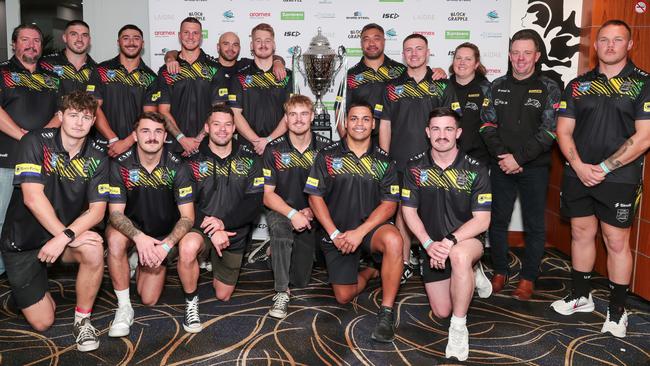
[161,203,195,247]
[109,203,164,267]
[108,205,142,239]
[602,120,650,172]
[556,116,605,187]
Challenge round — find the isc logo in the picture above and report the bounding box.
[284,31,301,37]
[382,13,399,19]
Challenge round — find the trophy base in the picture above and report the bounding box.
[312,113,331,139]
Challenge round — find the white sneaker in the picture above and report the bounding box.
[445,324,469,361]
[601,309,628,338]
[269,292,290,319]
[108,305,134,337]
[128,251,139,279]
[474,262,492,298]
[551,293,595,315]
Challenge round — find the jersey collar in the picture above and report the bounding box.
[593,60,636,79]
[52,128,91,159]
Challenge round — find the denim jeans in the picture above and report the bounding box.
[0,168,15,275]
[489,165,549,281]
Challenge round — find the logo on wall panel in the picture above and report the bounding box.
[486,10,500,23]
[188,11,205,21]
[385,28,398,40]
[222,10,234,22]
[346,11,370,20]
[281,11,305,20]
[445,30,470,40]
[250,12,271,19]
[448,12,468,22]
[382,13,399,19]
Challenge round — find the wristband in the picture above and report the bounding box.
[329,229,340,240]
[599,161,611,174]
[175,133,186,142]
[445,233,458,245]
[287,209,298,219]
[422,238,433,250]
[162,243,171,253]
[266,136,273,142]
[108,137,119,144]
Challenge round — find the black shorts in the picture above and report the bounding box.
[320,222,393,285]
[3,249,49,309]
[560,176,641,228]
[420,233,486,284]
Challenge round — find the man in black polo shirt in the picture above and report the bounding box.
[155,17,228,156]
[480,29,561,300]
[178,104,263,332]
[263,95,331,319]
[305,101,403,343]
[106,112,194,337]
[229,23,293,155]
[402,108,491,361]
[0,91,108,351]
[552,20,650,338]
[379,34,460,284]
[0,24,61,279]
[93,24,158,158]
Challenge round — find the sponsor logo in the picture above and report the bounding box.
[413,14,435,21]
[318,0,333,3]
[188,11,205,21]
[386,28,398,39]
[151,91,161,102]
[223,10,234,20]
[477,193,492,204]
[620,81,633,93]
[390,185,399,194]
[486,68,502,75]
[283,0,302,2]
[253,177,264,187]
[616,208,630,223]
[218,88,228,96]
[482,51,502,58]
[314,12,336,19]
[445,30,470,39]
[281,11,305,20]
[281,153,291,165]
[332,158,343,170]
[559,101,567,109]
[202,30,208,39]
[263,168,271,177]
[529,89,543,94]
[199,162,208,174]
[644,101,650,112]
[486,10,499,22]
[482,98,490,107]
[154,31,176,37]
[179,186,193,198]
[494,99,508,106]
[414,31,435,36]
[578,81,591,92]
[524,98,542,108]
[86,85,95,92]
[228,94,237,102]
[380,0,404,2]
[383,13,399,19]
[306,177,319,188]
[109,186,121,196]
[15,163,41,176]
[481,32,503,39]
[348,30,361,39]
[420,170,428,182]
[448,50,455,56]
[346,11,370,20]
[346,47,362,56]
[451,102,461,111]
[250,12,271,19]
[465,101,478,111]
[154,14,175,21]
[448,12,468,21]
[401,188,411,199]
[284,31,301,37]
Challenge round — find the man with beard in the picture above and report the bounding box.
[155,17,229,156]
[229,23,293,155]
[106,112,194,338]
[0,24,61,277]
[379,34,460,284]
[93,25,158,158]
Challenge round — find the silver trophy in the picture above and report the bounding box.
[292,28,346,134]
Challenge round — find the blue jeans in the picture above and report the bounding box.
[0,168,14,275]
[489,165,549,281]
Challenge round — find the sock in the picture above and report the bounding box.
[380,305,393,313]
[607,281,628,320]
[571,269,592,298]
[74,307,92,324]
[115,288,131,308]
[184,289,198,302]
[450,314,467,327]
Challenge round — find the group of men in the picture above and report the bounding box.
[0,14,647,363]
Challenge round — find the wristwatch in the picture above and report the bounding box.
[445,233,458,245]
[63,228,76,243]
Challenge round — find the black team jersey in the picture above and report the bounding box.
[558,62,650,184]
[39,51,99,95]
[228,62,293,137]
[0,57,61,168]
[110,146,194,238]
[451,74,491,164]
[347,56,405,120]
[304,140,400,232]
[153,49,229,141]
[95,56,158,139]
[263,132,331,210]
[401,150,491,241]
[0,129,109,252]
[187,140,264,252]
[382,67,460,171]
[480,70,561,167]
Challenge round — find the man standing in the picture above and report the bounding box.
[305,101,403,343]
[93,24,159,158]
[263,95,330,318]
[229,23,293,155]
[480,29,561,300]
[401,108,491,361]
[178,104,263,332]
[0,91,108,351]
[106,112,194,337]
[552,20,650,338]
[379,34,460,283]
[156,17,229,156]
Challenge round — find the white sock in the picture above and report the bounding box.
[450,314,467,327]
[74,307,91,325]
[115,288,131,308]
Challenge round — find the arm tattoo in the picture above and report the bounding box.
[605,138,633,171]
[109,211,142,240]
[164,117,182,137]
[165,217,193,246]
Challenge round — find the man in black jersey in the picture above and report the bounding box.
[402,108,491,361]
[0,91,108,351]
[155,17,229,156]
[305,101,403,343]
[178,104,263,332]
[229,23,293,155]
[552,20,650,338]
[106,112,194,337]
[263,95,330,319]
[93,24,159,158]
[480,29,561,300]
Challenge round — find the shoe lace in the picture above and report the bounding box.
[114,306,131,323]
[76,319,99,343]
[449,325,467,348]
[186,297,200,324]
[272,292,290,309]
[564,289,582,303]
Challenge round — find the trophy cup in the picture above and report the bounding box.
[292,28,347,136]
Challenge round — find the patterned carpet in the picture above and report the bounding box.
[0,248,649,366]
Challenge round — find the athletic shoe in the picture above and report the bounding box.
[73,318,100,352]
[474,262,492,298]
[108,305,134,337]
[445,324,469,361]
[269,291,290,319]
[128,251,139,279]
[371,306,395,343]
[408,249,419,267]
[183,296,202,333]
[248,240,270,263]
[199,260,213,272]
[401,263,414,284]
[551,292,595,315]
[601,309,628,338]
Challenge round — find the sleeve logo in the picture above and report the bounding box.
[401,188,411,199]
[218,88,228,96]
[179,186,193,198]
[477,193,492,204]
[253,177,264,186]
[451,102,461,111]
[263,168,271,177]
[109,186,121,196]
[86,85,95,92]
[15,163,41,176]
[151,91,161,101]
[374,104,384,112]
[644,101,650,112]
[306,177,319,188]
[97,183,110,195]
[390,185,399,195]
[482,98,490,107]
[228,94,237,101]
[559,101,567,110]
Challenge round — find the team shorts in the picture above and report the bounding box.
[3,249,50,309]
[191,229,246,286]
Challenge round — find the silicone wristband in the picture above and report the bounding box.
[162,243,171,253]
[287,209,298,219]
[108,137,119,144]
[175,133,186,141]
[329,229,340,240]
[599,162,611,174]
[422,238,433,250]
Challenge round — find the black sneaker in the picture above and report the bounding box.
[371,306,396,343]
[183,296,202,333]
[400,263,414,284]
[73,318,100,352]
